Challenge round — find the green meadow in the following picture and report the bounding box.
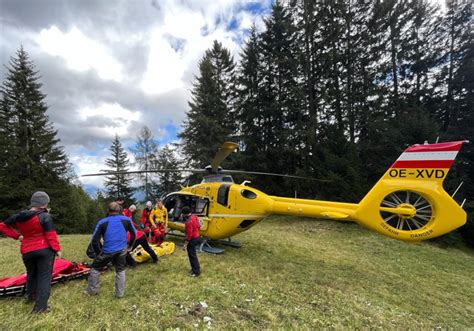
[1,216,473,329]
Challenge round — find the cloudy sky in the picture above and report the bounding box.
[0,0,272,191]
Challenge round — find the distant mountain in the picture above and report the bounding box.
[83,183,144,203]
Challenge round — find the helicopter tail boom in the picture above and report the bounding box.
[268,141,468,242]
[352,140,468,241]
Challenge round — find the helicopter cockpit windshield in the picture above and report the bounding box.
[201,174,234,183]
[164,194,209,223]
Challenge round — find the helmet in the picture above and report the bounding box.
[146,201,152,208]
[129,204,137,212]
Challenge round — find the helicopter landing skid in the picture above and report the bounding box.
[199,239,225,254]
[212,237,242,248]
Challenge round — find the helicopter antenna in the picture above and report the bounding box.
[451,181,463,198]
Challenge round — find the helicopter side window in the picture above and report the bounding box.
[222,176,233,182]
[217,183,232,206]
[194,198,208,216]
[241,189,257,199]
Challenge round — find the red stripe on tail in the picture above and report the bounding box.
[392,160,454,169]
[404,141,466,153]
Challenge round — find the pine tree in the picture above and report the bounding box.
[103,134,134,204]
[179,40,237,168]
[235,25,265,170]
[130,126,159,201]
[257,2,304,194]
[436,0,473,132]
[0,47,71,215]
[153,145,183,198]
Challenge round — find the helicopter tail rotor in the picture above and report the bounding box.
[353,140,469,241]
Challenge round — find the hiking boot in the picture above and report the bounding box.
[32,306,50,314]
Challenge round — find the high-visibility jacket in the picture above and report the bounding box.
[1,209,61,254]
[149,207,168,228]
[185,214,200,241]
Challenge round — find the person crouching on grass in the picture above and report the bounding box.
[125,223,159,267]
[86,202,136,298]
[181,206,201,277]
[0,191,61,313]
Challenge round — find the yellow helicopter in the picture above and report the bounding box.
[84,140,468,253]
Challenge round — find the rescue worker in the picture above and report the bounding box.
[182,206,201,277]
[0,191,61,313]
[115,197,125,211]
[149,200,168,245]
[140,201,153,238]
[125,223,159,267]
[123,204,136,219]
[86,202,136,298]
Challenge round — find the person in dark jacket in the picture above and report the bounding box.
[86,202,136,298]
[0,191,61,313]
[182,206,201,277]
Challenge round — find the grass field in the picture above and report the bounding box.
[1,216,474,330]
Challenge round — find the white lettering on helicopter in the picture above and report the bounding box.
[410,229,433,239]
[388,169,445,179]
[379,222,399,235]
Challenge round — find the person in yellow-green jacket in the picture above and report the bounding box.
[149,200,168,245]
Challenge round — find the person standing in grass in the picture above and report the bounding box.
[87,202,136,298]
[123,204,136,219]
[0,191,61,313]
[149,200,168,245]
[182,206,201,277]
[140,201,153,238]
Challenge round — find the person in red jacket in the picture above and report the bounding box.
[0,191,61,313]
[125,223,159,267]
[140,201,153,239]
[123,204,136,219]
[182,206,201,277]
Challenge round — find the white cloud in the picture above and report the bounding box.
[140,0,264,95]
[78,102,141,139]
[37,26,124,82]
[141,29,186,94]
[2,0,272,192]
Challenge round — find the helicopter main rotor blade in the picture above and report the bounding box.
[221,170,331,182]
[211,141,238,172]
[81,169,207,177]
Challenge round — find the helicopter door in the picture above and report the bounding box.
[217,183,232,207]
[163,194,209,223]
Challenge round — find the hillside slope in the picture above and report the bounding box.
[1,216,473,329]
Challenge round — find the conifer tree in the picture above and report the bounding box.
[103,134,134,204]
[257,2,304,194]
[130,126,159,201]
[236,25,265,169]
[179,40,237,167]
[0,47,71,214]
[153,145,183,198]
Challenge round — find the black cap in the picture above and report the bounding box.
[181,206,191,216]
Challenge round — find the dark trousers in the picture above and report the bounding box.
[90,249,127,271]
[126,236,158,266]
[187,238,200,275]
[22,248,55,312]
